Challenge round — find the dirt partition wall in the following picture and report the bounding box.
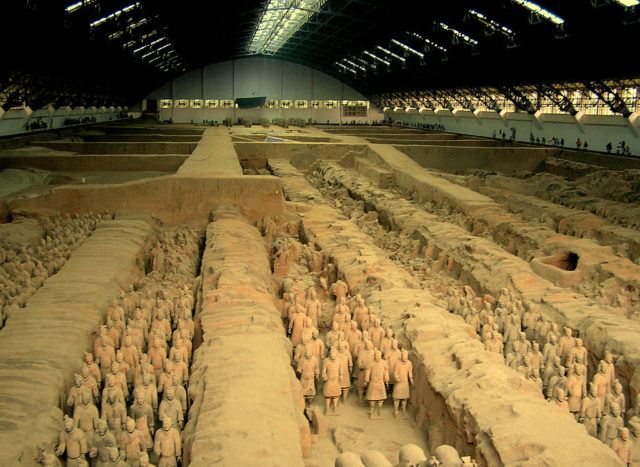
[0,154,188,172]
[394,144,555,173]
[270,158,621,465]
[0,219,151,465]
[9,175,286,226]
[184,208,308,466]
[31,141,198,155]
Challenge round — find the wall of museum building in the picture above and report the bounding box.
[145,57,384,125]
[387,108,640,157]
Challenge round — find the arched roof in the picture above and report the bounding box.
[2,0,639,108]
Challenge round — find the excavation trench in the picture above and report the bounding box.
[268,158,621,466]
[308,160,640,410]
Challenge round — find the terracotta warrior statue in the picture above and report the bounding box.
[393,349,414,418]
[153,418,181,467]
[365,350,389,418]
[322,348,344,415]
[56,415,88,466]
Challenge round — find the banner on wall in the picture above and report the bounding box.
[235,97,267,109]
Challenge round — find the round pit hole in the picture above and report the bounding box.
[541,251,579,271]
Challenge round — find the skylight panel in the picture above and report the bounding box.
[410,32,448,53]
[390,39,424,58]
[512,0,564,24]
[336,62,357,75]
[248,0,328,55]
[342,59,366,72]
[468,9,515,37]
[90,3,141,30]
[439,23,479,45]
[363,50,391,66]
[376,45,406,62]
[614,0,639,6]
[65,0,98,14]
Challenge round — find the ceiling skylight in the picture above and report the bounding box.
[614,0,639,6]
[248,0,328,55]
[512,0,565,24]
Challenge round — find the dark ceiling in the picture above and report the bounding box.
[2,0,639,108]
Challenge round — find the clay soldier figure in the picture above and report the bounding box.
[74,392,99,437]
[365,350,389,418]
[305,288,322,329]
[119,417,144,466]
[288,305,307,347]
[330,280,348,302]
[612,427,634,465]
[104,390,127,439]
[107,362,129,401]
[68,373,92,412]
[605,380,626,417]
[122,336,140,375]
[393,350,413,418]
[345,321,363,360]
[325,322,341,350]
[322,348,344,415]
[89,418,118,467]
[600,402,624,447]
[108,298,126,327]
[567,337,588,368]
[148,338,167,380]
[159,387,183,430]
[80,365,100,404]
[369,319,385,351]
[153,418,181,467]
[297,347,320,407]
[527,342,543,374]
[333,297,350,325]
[337,341,353,403]
[169,373,188,417]
[96,340,116,380]
[356,340,375,405]
[56,415,89,466]
[361,307,377,332]
[593,360,611,409]
[566,364,584,417]
[135,371,158,414]
[602,351,617,389]
[84,352,102,387]
[579,383,602,437]
[380,328,394,356]
[558,327,575,365]
[352,297,368,326]
[301,317,317,346]
[130,388,155,437]
[552,386,569,411]
[293,335,313,367]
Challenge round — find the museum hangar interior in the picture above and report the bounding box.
[1,1,640,466]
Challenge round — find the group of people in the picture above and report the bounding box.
[284,278,414,420]
[54,226,201,467]
[530,134,565,147]
[1,213,102,329]
[606,140,633,155]
[448,286,636,464]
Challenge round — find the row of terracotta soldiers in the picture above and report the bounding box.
[0,213,104,328]
[286,280,414,419]
[447,285,637,461]
[55,228,201,467]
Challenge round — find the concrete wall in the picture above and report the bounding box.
[388,109,640,157]
[146,57,384,124]
[394,144,557,173]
